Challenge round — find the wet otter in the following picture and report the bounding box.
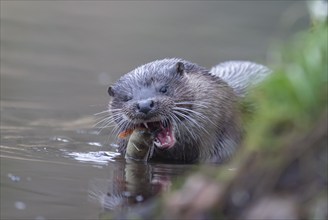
[107,58,270,163]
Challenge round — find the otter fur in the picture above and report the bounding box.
[107,58,271,163]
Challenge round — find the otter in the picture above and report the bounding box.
[107,58,271,163]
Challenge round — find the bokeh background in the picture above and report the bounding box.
[1,1,309,114]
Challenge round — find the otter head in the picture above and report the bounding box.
[108,59,197,149]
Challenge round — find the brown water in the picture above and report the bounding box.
[0,1,309,219]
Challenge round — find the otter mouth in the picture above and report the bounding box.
[141,121,175,150]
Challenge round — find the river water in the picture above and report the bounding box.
[0,1,309,219]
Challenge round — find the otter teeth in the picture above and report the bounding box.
[154,138,161,147]
[143,122,149,128]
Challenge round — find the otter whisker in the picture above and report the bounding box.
[169,113,197,142]
[110,122,127,139]
[166,114,187,161]
[166,114,181,138]
[93,110,125,136]
[94,119,118,135]
[172,110,205,140]
[173,106,218,128]
[173,109,211,137]
[93,116,114,128]
[175,101,210,109]
[93,113,122,129]
[175,100,211,105]
[173,106,209,120]
[175,103,204,109]
[172,110,198,125]
[94,110,111,116]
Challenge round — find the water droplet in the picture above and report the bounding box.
[110,143,119,148]
[8,173,21,182]
[135,195,144,202]
[123,191,132,197]
[51,136,69,143]
[15,201,26,210]
[88,142,102,147]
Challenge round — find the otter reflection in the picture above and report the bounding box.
[88,159,190,215]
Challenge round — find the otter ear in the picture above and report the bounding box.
[176,62,185,75]
[108,86,115,97]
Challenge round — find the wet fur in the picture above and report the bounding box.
[108,58,243,163]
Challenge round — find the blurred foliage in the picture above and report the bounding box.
[211,20,328,220]
[244,22,327,153]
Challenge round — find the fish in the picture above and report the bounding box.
[125,127,156,162]
[118,128,134,139]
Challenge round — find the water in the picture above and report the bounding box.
[0,2,309,219]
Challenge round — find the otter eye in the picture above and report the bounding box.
[159,85,168,94]
[122,95,132,102]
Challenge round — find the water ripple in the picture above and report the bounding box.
[65,151,121,165]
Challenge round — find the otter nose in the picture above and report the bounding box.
[137,99,154,114]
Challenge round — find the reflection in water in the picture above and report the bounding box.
[88,160,191,216]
